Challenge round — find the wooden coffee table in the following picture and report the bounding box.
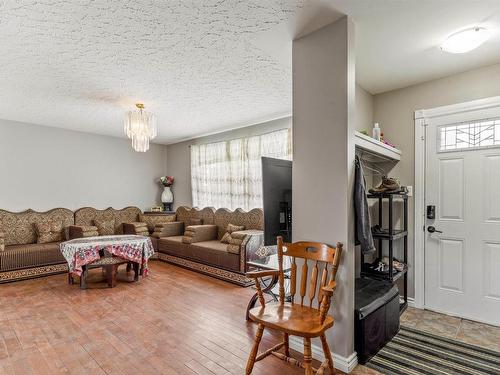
[60,235,155,290]
[69,253,140,289]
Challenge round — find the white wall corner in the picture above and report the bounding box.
[289,337,358,373]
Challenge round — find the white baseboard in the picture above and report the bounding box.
[406,297,416,308]
[289,337,358,373]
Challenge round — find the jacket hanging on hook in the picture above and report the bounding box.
[354,155,376,254]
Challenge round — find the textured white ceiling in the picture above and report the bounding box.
[0,0,304,144]
[1,1,500,144]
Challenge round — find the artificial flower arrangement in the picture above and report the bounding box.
[159,176,174,187]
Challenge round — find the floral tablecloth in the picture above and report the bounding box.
[60,235,155,276]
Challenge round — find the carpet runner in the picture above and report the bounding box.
[366,325,500,375]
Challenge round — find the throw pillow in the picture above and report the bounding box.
[187,218,203,226]
[94,219,115,236]
[226,223,245,233]
[35,221,64,244]
[181,235,193,244]
[220,223,245,243]
[139,213,176,233]
[226,234,245,254]
[220,232,232,244]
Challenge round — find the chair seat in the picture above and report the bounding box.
[248,302,334,338]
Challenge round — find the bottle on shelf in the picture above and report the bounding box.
[372,123,381,141]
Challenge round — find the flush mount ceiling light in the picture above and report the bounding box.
[124,103,157,152]
[441,27,490,54]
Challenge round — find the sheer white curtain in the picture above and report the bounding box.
[191,128,292,210]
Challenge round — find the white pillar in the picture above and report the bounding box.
[292,15,356,372]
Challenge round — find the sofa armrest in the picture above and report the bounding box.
[152,221,184,238]
[230,230,264,264]
[182,225,218,244]
[123,222,149,236]
[0,232,4,252]
[68,225,99,240]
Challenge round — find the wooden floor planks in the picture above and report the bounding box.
[0,261,377,375]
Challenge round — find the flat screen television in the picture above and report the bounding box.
[262,157,292,246]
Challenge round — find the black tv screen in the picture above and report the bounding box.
[262,157,292,246]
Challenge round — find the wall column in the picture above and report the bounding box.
[292,15,356,370]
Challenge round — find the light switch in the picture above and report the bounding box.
[407,186,413,197]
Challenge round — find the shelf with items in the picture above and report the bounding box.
[361,192,409,313]
[371,228,408,240]
[355,131,401,163]
[361,258,408,283]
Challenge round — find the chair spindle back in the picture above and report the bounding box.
[276,236,342,309]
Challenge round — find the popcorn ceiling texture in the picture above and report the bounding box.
[0,0,304,143]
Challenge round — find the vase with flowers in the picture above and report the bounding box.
[159,176,174,211]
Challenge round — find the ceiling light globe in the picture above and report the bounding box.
[441,27,490,54]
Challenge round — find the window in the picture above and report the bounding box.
[191,128,292,210]
[439,118,500,152]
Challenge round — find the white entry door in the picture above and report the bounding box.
[425,108,500,326]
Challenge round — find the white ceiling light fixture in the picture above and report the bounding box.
[441,27,490,54]
[124,103,157,152]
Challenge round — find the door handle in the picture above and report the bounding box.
[427,226,443,234]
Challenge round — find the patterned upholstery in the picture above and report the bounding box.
[176,206,216,225]
[0,208,74,246]
[182,225,218,244]
[226,231,246,254]
[123,222,149,236]
[35,221,64,244]
[68,225,99,239]
[214,208,263,240]
[94,219,115,236]
[74,207,141,235]
[151,222,184,238]
[138,213,176,233]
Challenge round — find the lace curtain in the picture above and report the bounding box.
[191,128,292,210]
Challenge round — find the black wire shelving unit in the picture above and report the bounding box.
[361,191,409,313]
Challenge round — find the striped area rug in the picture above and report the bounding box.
[366,326,500,375]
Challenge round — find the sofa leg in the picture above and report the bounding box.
[68,272,74,285]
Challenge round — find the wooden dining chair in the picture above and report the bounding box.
[246,236,343,375]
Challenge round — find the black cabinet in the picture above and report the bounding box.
[355,278,400,364]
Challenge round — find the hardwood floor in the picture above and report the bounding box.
[0,261,377,375]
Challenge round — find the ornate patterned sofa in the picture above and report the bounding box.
[0,205,265,286]
[70,206,142,238]
[0,208,73,283]
[153,206,265,286]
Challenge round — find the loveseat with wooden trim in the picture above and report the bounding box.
[140,206,266,286]
[0,206,169,283]
[0,208,73,283]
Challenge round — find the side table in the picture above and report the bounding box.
[245,253,292,321]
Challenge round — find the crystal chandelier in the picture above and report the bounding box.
[124,103,157,152]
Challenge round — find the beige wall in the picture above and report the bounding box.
[166,116,292,209]
[355,84,374,132]
[373,62,500,298]
[293,16,356,361]
[166,85,370,210]
[0,119,167,211]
